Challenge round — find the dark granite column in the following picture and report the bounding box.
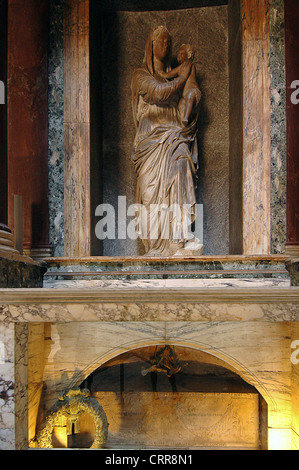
[48,0,65,257]
[7,0,51,260]
[285,0,299,257]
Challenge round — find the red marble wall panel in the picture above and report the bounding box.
[0,0,7,226]
[7,0,49,255]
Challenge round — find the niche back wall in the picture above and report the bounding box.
[90,5,230,256]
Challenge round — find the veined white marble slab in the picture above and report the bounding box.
[0,324,15,450]
[43,277,291,290]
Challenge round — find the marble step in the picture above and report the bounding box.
[44,255,290,281]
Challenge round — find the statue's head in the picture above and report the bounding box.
[152,26,172,62]
[142,25,172,75]
[177,44,195,64]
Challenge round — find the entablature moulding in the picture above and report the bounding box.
[1,285,299,323]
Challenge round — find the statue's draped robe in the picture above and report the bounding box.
[131,67,198,256]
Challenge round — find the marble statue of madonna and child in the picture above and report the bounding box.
[131,25,204,257]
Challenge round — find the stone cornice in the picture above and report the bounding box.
[1,287,299,305]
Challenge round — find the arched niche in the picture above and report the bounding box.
[63,0,273,257]
[90,0,230,256]
[73,344,269,449]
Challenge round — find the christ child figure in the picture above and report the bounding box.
[159,44,202,126]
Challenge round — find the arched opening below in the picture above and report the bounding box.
[78,346,268,450]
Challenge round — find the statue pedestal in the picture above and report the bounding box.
[44,254,289,285]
